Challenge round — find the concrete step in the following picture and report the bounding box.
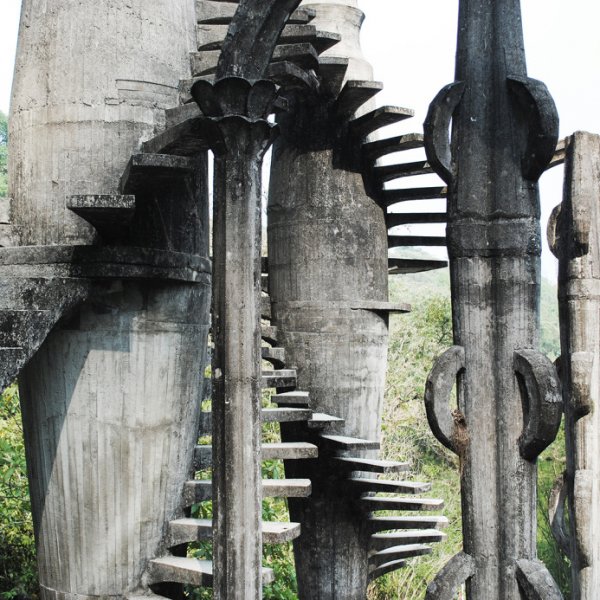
[334,80,383,118]
[262,442,318,460]
[368,516,450,532]
[349,477,431,495]
[318,55,349,97]
[183,478,311,505]
[261,325,279,345]
[388,235,447,248]
[388,258,448,275]
[333,457,410,473]
[369,544,432,569]
[271,390,310,406]
[193,438,316,470]
[148,556,274,586]
[349,106,414,139]
[368,559,407,582]
[262,369,297,388]
[197,3,315,25]
[362,496,444,512]
[386,213,447,228]
[167,517,301,546]
[369,530,446,552]
[319,434,380,451]
[382,186,448,207]
[307,413,345,429]
[262,346,285,368]
[362,133,424,162]
[261,295,272,320]
[373,160,434,182]
[261,407,313,423]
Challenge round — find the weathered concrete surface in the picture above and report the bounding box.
[552,131,600,599]
[9,0,197,245]
[424,1,562,598]
[19,279,210,600]
[268,2,390,598]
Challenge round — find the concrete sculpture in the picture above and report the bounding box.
[423,0,563,598]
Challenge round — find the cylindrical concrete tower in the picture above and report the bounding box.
[8,2,210,599]
[268,1,390,597]
[9,0,197,245]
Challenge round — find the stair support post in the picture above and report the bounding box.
[199,80,278,600]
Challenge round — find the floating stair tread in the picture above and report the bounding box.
[388,258,448,275]
[308,413,345,428]
[149,556,274,586]
[318,56,349,97]
[271,43,320,71]
[362,496,444,512]
[335,80,383,117]
[262,478,312,497]
[168,518,301,545]
[262,369,297,388]
[350,301,411,314]
[362,133,425,162]
[262,346,286,366]
[350,106,414,138]
[267,61,320,91]
[382,186,448,206]
[387,235,447,248]
[261,325,278,345]
[148,556,214,586]
[369,544,432,567]
[271,390,310,406]
[349,477,431,494]
[183,479,311,503]
[369,516,450,531]
[262,442,318,460]
[368,559,407,581]
[261,407,313,423]
[333,457,410,473]
[386,213,447,228]
[373,160,434,182]
[370,529,446,550]
[319,434,380,450]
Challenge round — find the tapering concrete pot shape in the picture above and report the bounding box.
[423,1,563,598]
[268,1,390,597]
[9,1,212,598]
[550,132,600,599]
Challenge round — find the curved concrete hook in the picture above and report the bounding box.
[216,0,303,80]
[507,76,560,182]
[424,346,466,455]
[514,349,563,461]
[516,559,564,600]
[425,552,475,599]
[548,473,572,559]
[423,82,465,184]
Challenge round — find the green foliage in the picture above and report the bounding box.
[0,111,7,198]
[0,385,37,599]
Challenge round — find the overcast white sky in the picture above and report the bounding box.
[1,0,599,276]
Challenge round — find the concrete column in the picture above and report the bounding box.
[268,2,389,597]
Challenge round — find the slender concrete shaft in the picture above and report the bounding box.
[424,1,561,598]
[212,118,274,600]
[554,132,600,599]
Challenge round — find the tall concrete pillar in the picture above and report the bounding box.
[268,2,390,597]
[8,1,210,598]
